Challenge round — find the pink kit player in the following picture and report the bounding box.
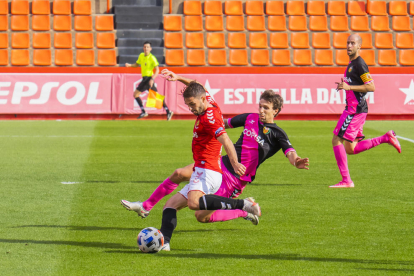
[331,34,401,188]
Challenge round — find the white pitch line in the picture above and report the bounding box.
[396,135,414,144]
[61,182,83,184]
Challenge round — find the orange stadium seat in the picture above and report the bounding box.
[246,16,265,31]
[249,32,268,48]
[288,15,307,31]
[165,49,184,65]
[76,49,94,65]
[375,33,393,49]
[0,15,7,30]
[333,32,350,48]
[335,49,349,65]
[291,32,309,48]
[11,0,29,14]
[163,15,182,31]
[367,0,387,15]
[33,49,51,65]
[53,0,71,15]
[55,49,73,65]
[348,1,366,15]
[266,1,284,15]
[268,15,286,31]
[293,49,312,65]
[12,33,29,48]
[270,33,288,48]
[226,16,244,31]
[54,32,72,48]
[206,32,225,48]
[76,32,93,48]
[96,33,115,49]
[11,15,29,31]
[224,1,243,15]
[184,16,202,31]
[410,2,414,15]
[229,49,248,65]
[204,1,222,15]
[307,1,325,15]
[0,49,7,65]
[187,49,205,65]
[392,16,411,31]
[205,16,224,31]
[95,16,114,31]
[359,50,376,65]
[378,49,397,65]
[0,1,8,15]
[32,32,51,48]
[286,1,305,15]
[389,1,407,15]
[208,49,226,65]
[309,16,328,31]
[164,32,183,48]
[98,49,116,66]
[330,16,349,31]
[32,0,51,14]
[396,33,414,49]
[32,15,50,31]
[74,16,92,31]
[272,49,291,65]
[228,32,246,48]
[358,32,373,48]
[371,15,390,31]
[11,49,29,65]
[251,49,269,66]
[350,16,369,31]
[399,50,414,65]
[74,0,92,15]
[312,33,330,48]
[0,33,7,48]
[327,1,345,15]
[53,15,71,31]
[314,49,333,65]
[183,1,202,15]
[246,1,264,15]
[185,32,204,48]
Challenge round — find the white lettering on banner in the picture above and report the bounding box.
[30,82,59,104]
[302,88,312,104]
[224,88,234,104]
[317,88,328,104]
[366,92,374,103]
[12,82,37,104]
[330,88,341,104]
[86,82,103,104]
[245,88,254,104]
[57,81,86,105]
[0,82,11,104]
[255,88,265,104]
[234,88,244,104]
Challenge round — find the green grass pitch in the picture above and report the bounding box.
[0,120,413,275]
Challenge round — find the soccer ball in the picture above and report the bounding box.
[137,227,164,253]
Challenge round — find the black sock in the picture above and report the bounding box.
[199,195,244,210]
[160,208,177,244]
[135,97,145,113]
[163,100,170,113]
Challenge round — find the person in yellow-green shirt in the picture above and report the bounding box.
[125,41,173,120]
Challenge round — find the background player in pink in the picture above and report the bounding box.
[331,34,401,188]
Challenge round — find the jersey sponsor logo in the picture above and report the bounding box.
[193,132,198,138]
[344,77,352,83]
[263,126,270,135]
[192,171,204,183]
[249,120,255,124]
[243,129,264,146]
[215,127,224,135]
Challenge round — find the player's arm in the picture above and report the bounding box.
[286,151,309,170]
[335,77,375,93]
[224,114,249,129]
[217,133,246,176]
[125,63,139,68]
[161,69,194,85]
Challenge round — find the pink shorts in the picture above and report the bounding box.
[214,158,247,199]
[333,111,367,142]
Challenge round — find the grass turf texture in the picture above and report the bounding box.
[0,120,413,275]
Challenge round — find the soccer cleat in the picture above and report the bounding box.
[386,130,401,153]
[243,213,259,225]
[167,111,174,121]
[242,197,261,217]
[120,200,150,218]
[329,181,355,188]
[159,243,170,251]
[137,112,148,119]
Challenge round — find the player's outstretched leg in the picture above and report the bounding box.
[353,130,401,154]
[199,195,261,217]
[330,144,354,188]
[196,210,259,225]
[121,200,149,218]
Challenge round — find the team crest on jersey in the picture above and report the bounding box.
[348,66,353,73]
[263,127,271,135]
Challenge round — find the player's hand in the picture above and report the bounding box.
[161,69,178,81]
[125,63,131,67]
[232,162,246,176]
[149,78,154,88]
[295,157,309,170]
[335,78,350,91]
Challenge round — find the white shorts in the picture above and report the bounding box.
[178,167,222,199]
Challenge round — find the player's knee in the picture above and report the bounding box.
[187,200,199,211]
[194,212,209,223]
[345,147,354,155]
[172,168,190,182]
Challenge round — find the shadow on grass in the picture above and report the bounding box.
[356,267,414,272]
[250,183,303,186]
[0,238,136,250]
[86,180,163,184]
[105,248,196,254]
